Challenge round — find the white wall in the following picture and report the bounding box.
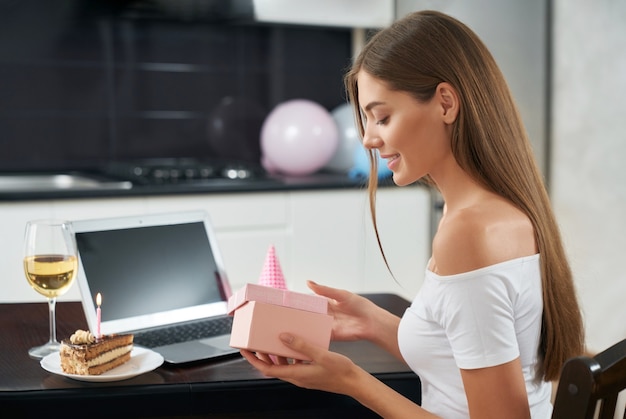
[396,0,549,174]
[552,0,626,354]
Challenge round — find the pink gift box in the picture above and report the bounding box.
[228,284,332,360]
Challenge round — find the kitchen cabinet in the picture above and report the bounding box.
[0,187,430,303]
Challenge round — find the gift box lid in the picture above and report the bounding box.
[227,283,328,315]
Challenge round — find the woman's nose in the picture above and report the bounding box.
[362,126,382,150]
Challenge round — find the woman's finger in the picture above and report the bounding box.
[279,333,325,361]
[255,352,273,364]
[275,355,290,365]
[307,280,351,302]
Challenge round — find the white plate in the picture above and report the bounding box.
[40,346,164,382]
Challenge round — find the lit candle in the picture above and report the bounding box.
[96,292,102,339]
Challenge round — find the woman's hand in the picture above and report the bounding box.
[307,281,404,359]
[306,280,380,342]
[240,333,363,395]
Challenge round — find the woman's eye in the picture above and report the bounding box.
[376,117,389,126]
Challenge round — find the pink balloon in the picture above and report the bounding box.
[261,154,279,174]
[260,99,339,176]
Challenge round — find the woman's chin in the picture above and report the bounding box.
[391,173,410,186]
[392,172,422,187]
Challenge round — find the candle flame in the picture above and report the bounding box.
[96,292,102,306]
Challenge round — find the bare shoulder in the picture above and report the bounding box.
[430,197,537,276]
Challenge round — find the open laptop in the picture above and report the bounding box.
[72,210,240,364]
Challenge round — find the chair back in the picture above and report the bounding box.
[552,338,626,419]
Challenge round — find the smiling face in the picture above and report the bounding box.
[356,70,458,187]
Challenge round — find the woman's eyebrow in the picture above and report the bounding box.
[364,101,385,112]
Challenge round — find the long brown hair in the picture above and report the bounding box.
[345,10,584,381]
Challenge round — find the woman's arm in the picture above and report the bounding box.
[240,333,440,419]
[461,358,531,419]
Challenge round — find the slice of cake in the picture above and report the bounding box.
[60,329,134,375]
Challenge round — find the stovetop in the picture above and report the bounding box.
[0,158,367,200]
[105,158,267,185]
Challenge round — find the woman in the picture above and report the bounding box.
[241,10,584,418]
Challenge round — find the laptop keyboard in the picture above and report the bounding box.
[133,316,233,348]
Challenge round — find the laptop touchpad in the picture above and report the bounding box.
[199,335,233,351]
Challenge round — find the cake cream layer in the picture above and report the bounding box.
[63,344,133,368]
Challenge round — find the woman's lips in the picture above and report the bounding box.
[383,154,400,170]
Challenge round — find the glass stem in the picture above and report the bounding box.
[48,297,57,344]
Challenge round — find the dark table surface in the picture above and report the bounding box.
[0,293,420,418]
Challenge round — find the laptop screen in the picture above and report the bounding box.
[73,211,232,335]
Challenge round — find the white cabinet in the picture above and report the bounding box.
[0,197,149,302]
[0,186,430,303]
[287,187,430,299]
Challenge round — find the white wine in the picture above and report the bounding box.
[24,254,77,298]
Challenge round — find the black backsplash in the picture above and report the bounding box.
[0,0,352,171]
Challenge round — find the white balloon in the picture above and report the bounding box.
[325,103,361,172]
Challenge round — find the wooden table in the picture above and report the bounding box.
[0,294,420,418]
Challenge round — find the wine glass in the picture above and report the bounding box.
[23,219,78,360]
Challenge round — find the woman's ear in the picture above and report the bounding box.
[436,82,459,124]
